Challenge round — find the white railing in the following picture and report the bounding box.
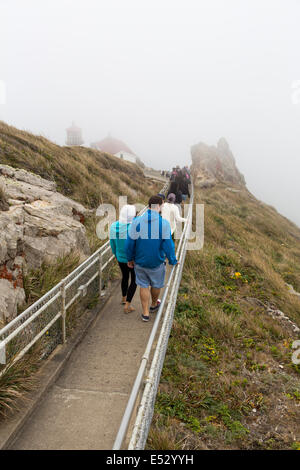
[113,182,194,450]
[0,181,169,376]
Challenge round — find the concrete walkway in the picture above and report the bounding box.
[10,281,163,450]
[143,169,167,182]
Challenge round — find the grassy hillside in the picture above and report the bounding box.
[0,120,158,210]
[0,120,161,252]
[148,182,300,450]
[0,119,162,314]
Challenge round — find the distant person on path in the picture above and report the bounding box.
[168,180,183,205]
[175,168,184,190]
[183,165,191,178]
[168,181,178,197]
[125,195,178,322]
[175,188,183,205]
[110,205,137,314]
[181,177,190,201]
[161,193,187,235]
[170,168,177,182]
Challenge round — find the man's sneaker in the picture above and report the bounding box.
[149,299,161,313]
[141,314,150,322]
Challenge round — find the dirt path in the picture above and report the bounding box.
[9,281,165,450]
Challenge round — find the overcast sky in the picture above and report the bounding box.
[1,0,300,226]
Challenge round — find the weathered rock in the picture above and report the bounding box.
[2,176,87,219]
[23,205,90,269]
[287,283,300,298]
[226,187,242,193]
[191,138,246,187]
[0,164,91,323]
[0,279,25,324]
[0,198,9,211]
[0,164,56,191]
[198,179,216,189]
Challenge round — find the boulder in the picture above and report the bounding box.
[0,164,91,324]
[191,138,246,187]
[0,279,26,325]
[0,164,56,191]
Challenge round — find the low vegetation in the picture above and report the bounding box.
[148,183,300,450]
[0,348,40,418]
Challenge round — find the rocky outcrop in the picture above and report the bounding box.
[0,164,91,324]
[191,138,246,188]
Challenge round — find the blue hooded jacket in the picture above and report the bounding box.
[125,209,177,268]
[109,221,131,263]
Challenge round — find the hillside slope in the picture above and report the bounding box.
[0,121,162,417]
[0,121,160,323]
[0,121,156,209]
[0,120,161,255]
[148,150,300,450]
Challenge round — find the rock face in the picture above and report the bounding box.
[0,164,91,324]
[191,138,246,188]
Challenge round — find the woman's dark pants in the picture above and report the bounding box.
[118,262,137,303]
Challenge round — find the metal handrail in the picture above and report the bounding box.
[129,216,192,449]
[0,180,169,373]
[113,182,194,449]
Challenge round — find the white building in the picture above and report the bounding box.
[90,135,138,164]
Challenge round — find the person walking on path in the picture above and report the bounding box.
[161,193,187,236]
[125,195,178,322]
[170,168,177,182]
[183,165,191,178]
[181,176,190,201]
[110,204,137,313]
[168,181,178,198]
[168,178,182,206]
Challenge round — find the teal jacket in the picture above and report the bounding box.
[109,221,131,263]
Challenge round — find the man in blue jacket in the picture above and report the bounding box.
[125,195,178,322]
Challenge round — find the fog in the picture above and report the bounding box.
[1,0,300,226]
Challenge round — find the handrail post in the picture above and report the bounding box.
[0,341,6,365]
[99,253,102,296]
[60,280,67,344]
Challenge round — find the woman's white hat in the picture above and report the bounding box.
[119,204,136,224]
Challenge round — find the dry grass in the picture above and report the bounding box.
[23,252,80,306]
[0,344,41,417]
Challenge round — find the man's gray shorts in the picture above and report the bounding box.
[134,263,166,289]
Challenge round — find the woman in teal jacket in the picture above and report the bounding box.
[110,204,137,313]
